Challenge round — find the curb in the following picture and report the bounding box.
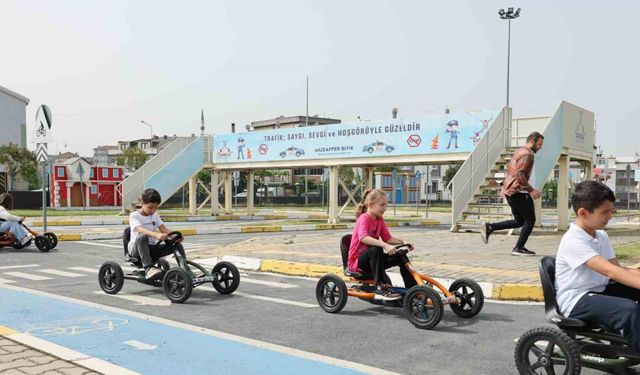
[0,326,139,374]
[51,220,442,242]
[195,256,543,302]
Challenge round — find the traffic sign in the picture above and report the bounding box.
[259,144,268,155]
[31,105,53,144]
[407,134,421,148]
[36,143,48,163]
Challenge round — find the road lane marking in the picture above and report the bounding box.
[93,291,170,306]
[241,277,298,289]
[0,264,40,270]
[68,267,98,273]
[3,272,52,281]
[0,278,16,284]
[123,340,157,350]
[76,241,122,249]
[201,286,316,308]
[38,269,87,278]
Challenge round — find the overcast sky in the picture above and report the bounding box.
[2,1,638,157]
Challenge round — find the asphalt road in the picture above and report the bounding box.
[0,233,612,374]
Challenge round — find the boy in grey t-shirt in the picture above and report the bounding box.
[556,181,640,353]
[128,188,184,279]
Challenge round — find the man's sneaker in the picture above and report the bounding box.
[145,267,162,280]
[512,247,536,256]
[20,234,33,245]
[374,288,402,302]
[480,222,491,244]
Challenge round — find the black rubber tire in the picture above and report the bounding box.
[44,233,58,249]
[163,268,192,303]
[11,237,26,249]
[367,147,374,153]
[158,258,171,272]
[404,285,443,330]
[514,326,581,375]
[295,151,301,157]
[316,274,348,313]
[211,262,240,294]
[34,236,51,252]
[449,278,484,318]
[98,262,124,295]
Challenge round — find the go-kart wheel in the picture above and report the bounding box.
[448,278,484,318]
[514,326,581,375]
[404,285,443,330]
[98,262,124,294]
[163,268,192,303]
[158,258,171,272]
[316,274,348,313]
[211,262,240,294]
[34,236,51,252]
[44,233,58,249]
[11,237,26,249]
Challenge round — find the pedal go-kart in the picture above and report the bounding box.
[514,256,640,375]
[0,219,58,252]
[98,228,240,303]
[315,234,484,330]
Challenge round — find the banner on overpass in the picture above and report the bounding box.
[213,109,500,163]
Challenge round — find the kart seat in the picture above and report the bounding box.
[340,234,372,279]
[540,256,589,328]
[123,227,142,267]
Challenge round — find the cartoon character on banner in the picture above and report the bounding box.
[445,120,460,150]
[470,118,492,145]
[237,137,246,160]
[217,140,231,158]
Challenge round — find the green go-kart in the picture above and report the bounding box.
[98,228,240,303]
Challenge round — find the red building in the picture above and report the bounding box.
[50,157,124,208]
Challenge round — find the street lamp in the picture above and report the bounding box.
[140,121,153,139]
[498,7,521,107]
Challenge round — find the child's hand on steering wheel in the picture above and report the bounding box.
[158,233,169,241]
[403,241,415,251]
[383,243,397,255]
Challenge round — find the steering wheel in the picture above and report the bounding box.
[163,231,183,247]
[394,243,412,257]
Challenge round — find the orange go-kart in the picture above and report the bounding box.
[315,234,484,330]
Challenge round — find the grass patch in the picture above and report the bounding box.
[615,240,640,260]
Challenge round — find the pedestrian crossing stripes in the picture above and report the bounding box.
[3,272,52,281]
[38,269,86,278]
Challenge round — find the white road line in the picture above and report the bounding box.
[1,284,399,375]
[93,291,170,306]
[68,267,98,273]
[76,241,122,249]
[0,277,16,284]
[38,269,86,278]
[241,278,297,289]
[199,286,316,308]
[123,340,157,351]
[3,272,52,281]
[0,264,40,270]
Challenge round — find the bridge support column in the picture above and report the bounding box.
[558,155,570,231]
[224,171,233,214]
[188,176,197,215]
[365,167,374,190]
[328,166,339,224]
[247,170,255,216]
[211,170,219,216]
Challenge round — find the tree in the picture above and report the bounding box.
[0,143,39,191]
[115,147,148,171]
[442,164,462,192]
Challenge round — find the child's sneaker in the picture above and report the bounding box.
[20,234,33,246]
[374,288,402,302]
[480,222,491,244]
[512,247,536,256]
[145,267,162,280]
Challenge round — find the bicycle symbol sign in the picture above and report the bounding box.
[25,317,129,337]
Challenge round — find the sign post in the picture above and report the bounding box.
[32,105,53,232]
[425,166,430,218]
[627,164,632,222]
[414,170,421,215]
[77,163,86,211]
[391,169,397,216]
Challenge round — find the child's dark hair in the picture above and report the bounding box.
[571,181,615,214]
[141,188,162,204]
[0,193,14,210]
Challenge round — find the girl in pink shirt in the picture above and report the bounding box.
[348,189,417,301]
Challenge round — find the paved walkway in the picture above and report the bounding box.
[0,336,100,375]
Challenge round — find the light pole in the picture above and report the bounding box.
[140,121,153,138]
[498,7,521,107]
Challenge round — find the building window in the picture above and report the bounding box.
[91,185,97,194]
[102,168,109,178]
[409,177,417,187]
[57,167,64,178]
[113,168,119,178]
[382,176,392,187]
[89,168,94,178]
[293,168,323,175]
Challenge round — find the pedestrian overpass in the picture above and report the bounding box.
[120,101,594,230]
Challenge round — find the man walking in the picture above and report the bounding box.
[480,131,544,256]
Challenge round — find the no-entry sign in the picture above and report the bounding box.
[259,144,269,155]
[407,134,421,148]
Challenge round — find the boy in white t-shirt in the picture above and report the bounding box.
[556,181,640,353]
[128,188,185,280]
